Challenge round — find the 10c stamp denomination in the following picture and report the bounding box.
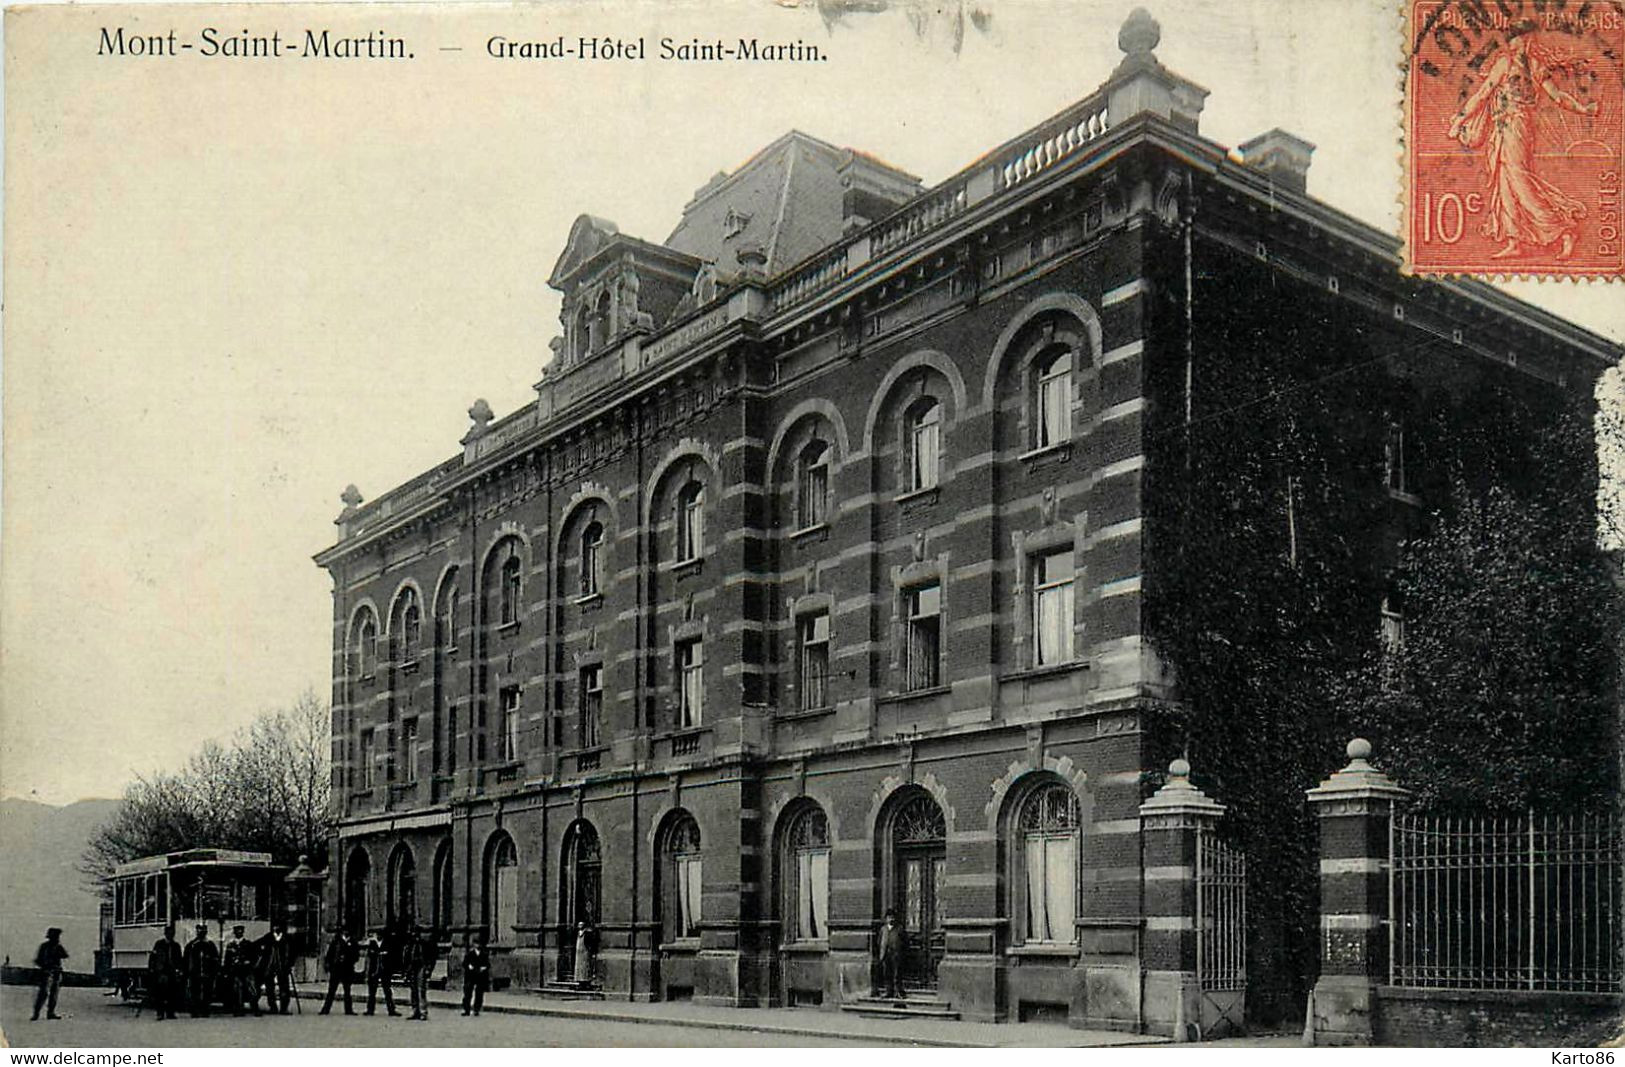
[1405,0,1624,278]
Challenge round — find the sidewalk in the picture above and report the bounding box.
[301,987,1171,1047]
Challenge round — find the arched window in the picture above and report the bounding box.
[580,521,604,597]
[389,846,417,928]
[1035,348,1073,448]
[675,482,705,562]
[432,839,453,933]
[486,835,518,946]
[796,441,829,529]
[345,847,371,937]
[499,552,523,626]
[394,588,422,663]
[435,579,459,650]
[354,612,378,680]
[783,806,830,942]
[662,815,703,941]
[574,304,592,362]
[593,290,612,348]
[905,399,941,492]
[1016,783,1080,944]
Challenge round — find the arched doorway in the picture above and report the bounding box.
[484,833,518,946]
[345,847,371,937]
[559,821,601,980]
[388,844,417,930]
[432,839,453,933]
[884,792,946,989]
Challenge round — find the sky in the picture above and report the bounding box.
[3,0,1622,805]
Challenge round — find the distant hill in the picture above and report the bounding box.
[0,797,119,973]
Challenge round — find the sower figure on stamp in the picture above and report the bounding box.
[184,923,220,1017]
[318,928,358,1015]
[1448,27,1600,260]
[362,930,399,1016]
[31,927,68,1021]
[876,909,905,1001]
[460,929,491,1016]
[256,923,294,1014]
[147,924,183,1021]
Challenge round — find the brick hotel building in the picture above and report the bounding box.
[314,10,1618,1032]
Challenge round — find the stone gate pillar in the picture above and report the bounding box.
[1305,738,1407,1046]
[1139,758,1224,1040]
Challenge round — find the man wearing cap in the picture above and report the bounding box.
[459,929,491,1016]
[184,923,221,1017]
[255,923,294,1014]
[222,924,260,1017]
[30,927,68,1021]
[147,924,183,1020]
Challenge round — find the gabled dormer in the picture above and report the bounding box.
[547,214,702,371]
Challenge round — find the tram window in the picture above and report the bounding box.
[155,876,167,922]
[255,882,271,921]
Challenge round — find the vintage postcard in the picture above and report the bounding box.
[3,0,1622,1055]
[1404,0,1625,277]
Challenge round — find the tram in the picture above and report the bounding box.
[105,849,292,999]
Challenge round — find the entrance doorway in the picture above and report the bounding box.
[560,821,601,981]
[889,793,946,989]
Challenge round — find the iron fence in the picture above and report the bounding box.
[1197,831,1247,991]
[1390,811,1623,992]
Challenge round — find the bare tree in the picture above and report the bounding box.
[80,690,333,892]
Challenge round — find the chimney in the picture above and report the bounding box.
[1237,129,1316,195]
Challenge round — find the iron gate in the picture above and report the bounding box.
[1196,831,1247,992]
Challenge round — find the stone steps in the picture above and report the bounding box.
[534,980,605,1001]
[840,993,960,1021]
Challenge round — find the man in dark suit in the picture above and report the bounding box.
[183,924,221,1017]
[222,925,261,1016]
[318,930,358,1015]
[402,925,438,1020]
[460,930,491,1016]
[255,924,294,1014]
[877,910,905,1001]
[362,930,399,1016]
[146,925,183,1021]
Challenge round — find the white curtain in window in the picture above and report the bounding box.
[1036,583,1074,664]
[913,421,939,490]
[809,851,830,939]
[496,864,518,945]
[1045,836,1075,945]
[1025,836,1049,940]
[678,856,703,937]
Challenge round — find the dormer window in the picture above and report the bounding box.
[573,304,592,362]
[593,290,612,348]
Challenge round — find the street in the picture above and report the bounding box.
[0,986,874,1047]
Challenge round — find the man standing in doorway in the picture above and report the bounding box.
[877,910,905,1001]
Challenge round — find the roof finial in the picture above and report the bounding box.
[1119,7,1161,58]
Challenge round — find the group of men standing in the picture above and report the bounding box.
[145,922,295,1020]
[316,923,447,1021]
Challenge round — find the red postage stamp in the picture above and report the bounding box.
[1405,0,1625,277]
